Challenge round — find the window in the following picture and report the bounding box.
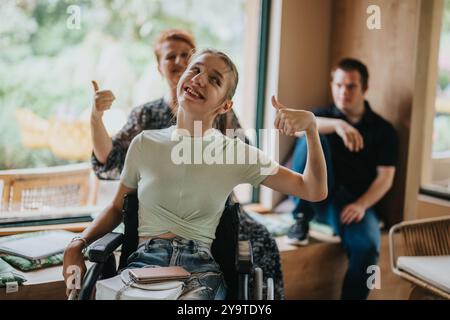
[421,0,450,199]
[0,0,262,223]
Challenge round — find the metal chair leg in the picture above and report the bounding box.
[266,277,274,300]
[238,273,249,300]
[253,267,263,300]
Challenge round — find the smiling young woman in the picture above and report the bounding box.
[65,49,327,300]
[87,30,286,299]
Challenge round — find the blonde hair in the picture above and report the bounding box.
[190,49,239,101]
[174,49,239,134]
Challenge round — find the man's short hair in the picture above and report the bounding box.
[331,58,369,91]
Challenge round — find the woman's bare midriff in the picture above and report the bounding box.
[139,232,178,245]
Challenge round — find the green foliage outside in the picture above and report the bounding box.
[433,115,450,152]
[434,0,450,153]
[0,0,246,169]
[443,0,450,33]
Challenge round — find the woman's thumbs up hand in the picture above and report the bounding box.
[272,95,317,137]
[91,80,116,120]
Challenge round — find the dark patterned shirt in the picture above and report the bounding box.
[91,98,285,299]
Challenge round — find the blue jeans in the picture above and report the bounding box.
[291,135,380,300]
[125,237,226,300]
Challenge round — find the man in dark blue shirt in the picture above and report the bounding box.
[288,58,398,300]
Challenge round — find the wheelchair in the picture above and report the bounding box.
[77,193,273,300]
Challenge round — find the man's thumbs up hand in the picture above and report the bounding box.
[91,80,115,120]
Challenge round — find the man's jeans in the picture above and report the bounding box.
[291,135,380,300]
[125,237,226,300]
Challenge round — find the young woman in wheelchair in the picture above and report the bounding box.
[63,49,328,300]
[90,29,284,298]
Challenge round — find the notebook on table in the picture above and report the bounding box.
[0,230,76,260]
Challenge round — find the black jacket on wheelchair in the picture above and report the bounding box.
[78,193,257,300]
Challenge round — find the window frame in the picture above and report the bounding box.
[418,0,450,203]
[252,0,272,203]
[0,0,269,230]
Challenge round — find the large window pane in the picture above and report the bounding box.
[0,0,259,169]
[423,0,450,198]
[0,0,260,221]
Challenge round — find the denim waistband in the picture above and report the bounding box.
[138,236,211,252]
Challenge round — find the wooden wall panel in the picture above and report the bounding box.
[277,0,333,162]
[404,0,443,220]
[330,0,421,226]
[263,0,333,208]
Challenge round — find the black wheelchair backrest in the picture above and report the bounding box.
[117,192,241,298]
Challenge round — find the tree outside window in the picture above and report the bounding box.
[0,0,250,170]
[426,0,450,196]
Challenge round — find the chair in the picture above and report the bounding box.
[78,193,272,300]
[0,163,98,212]
[389,215,450,299]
